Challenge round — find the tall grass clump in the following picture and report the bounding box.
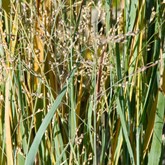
[0,0,165,165]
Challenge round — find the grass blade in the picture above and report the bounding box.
[5,76,13,165]
[148,91,165,165]
[25,68,76,165]
[116,97,135,164]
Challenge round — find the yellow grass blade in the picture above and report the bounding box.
[10,4,19,56]
[5,76,13,165]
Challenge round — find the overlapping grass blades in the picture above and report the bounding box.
[25,68,76,165]
[0,0,164,164]
[148,92,165,165]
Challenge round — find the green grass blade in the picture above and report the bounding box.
[116,97,135,164]
[148,91,165,165]
[25,68,76,165]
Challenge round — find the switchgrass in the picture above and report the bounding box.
[0,0,165,165]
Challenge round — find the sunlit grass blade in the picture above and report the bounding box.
[10,3,19,56]
[5,76,13,165]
